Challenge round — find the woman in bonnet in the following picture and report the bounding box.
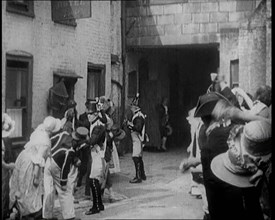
[9,116,62,219]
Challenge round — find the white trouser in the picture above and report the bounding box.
[131,131,143,157]
[42,158,75,219]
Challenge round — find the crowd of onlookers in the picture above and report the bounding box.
[2,73,272,220]
[180,73,272,220]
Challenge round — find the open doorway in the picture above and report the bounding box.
[137,45,219,149]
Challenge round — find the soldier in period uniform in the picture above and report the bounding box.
[42,127,89,220]
[126,94,148,183]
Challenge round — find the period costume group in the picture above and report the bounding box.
[2,94,137,220]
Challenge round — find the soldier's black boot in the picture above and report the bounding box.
[139,157,146,180]
[85,179,100,215]
[130,157,142,183]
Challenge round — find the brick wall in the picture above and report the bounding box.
[110,1,123,125]
[126,0,257,47]
[220,0,270,95]
[219,28,239,84]
[2,1,119,128]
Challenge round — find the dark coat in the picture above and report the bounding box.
[78,112,90,131]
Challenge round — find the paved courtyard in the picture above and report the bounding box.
[54,146,204,219]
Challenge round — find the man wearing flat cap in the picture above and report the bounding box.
[43,127,89,220]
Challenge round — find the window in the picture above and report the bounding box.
[128,71,137,98]
[230,59,239,88]
[51,0,77,27]
[87,63,106,99]
[6,0,34,18]
[6,53,33,142]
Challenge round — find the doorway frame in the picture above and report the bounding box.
[5,52,33,143]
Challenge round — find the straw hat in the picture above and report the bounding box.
[2,113,15,138]
[211,120,271,188]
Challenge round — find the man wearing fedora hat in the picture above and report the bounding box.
[43,127,89,220]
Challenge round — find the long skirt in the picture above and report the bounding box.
[9,151,44,217]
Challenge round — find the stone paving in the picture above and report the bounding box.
[53,146,204,219]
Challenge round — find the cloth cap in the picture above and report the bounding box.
[72,127,89,140]
[43,116,62,133]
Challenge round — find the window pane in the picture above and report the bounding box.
[230,59,239,87]
[87,73,96,99]
[6,67,28,138]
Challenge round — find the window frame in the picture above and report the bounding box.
[5,53,33,143]
[87,63,106,99]
[51,0,77,27]
[6,0,35,18]
[230,59,239,88]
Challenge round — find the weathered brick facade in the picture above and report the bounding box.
[126,0,257,46]
[125,0,271,99]
[2,1,122,129]
[220,0,271,95]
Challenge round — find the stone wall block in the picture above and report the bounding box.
[165,24,182,35]
[219,2,237,12]
[163,4,182,14]
[182,3,201,13]
[200,2,219,12]
[147,5,163,15]
[200,23,218,33]
[210,12,229,22]
[236,1,256,12]
[174,14,192,24]
[192,13,210,23]
[157,15,174,25]
[182,23,200,34]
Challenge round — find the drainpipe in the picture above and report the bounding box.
[120,0,126,126]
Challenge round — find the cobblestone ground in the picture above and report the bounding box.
[53,146,204,219]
